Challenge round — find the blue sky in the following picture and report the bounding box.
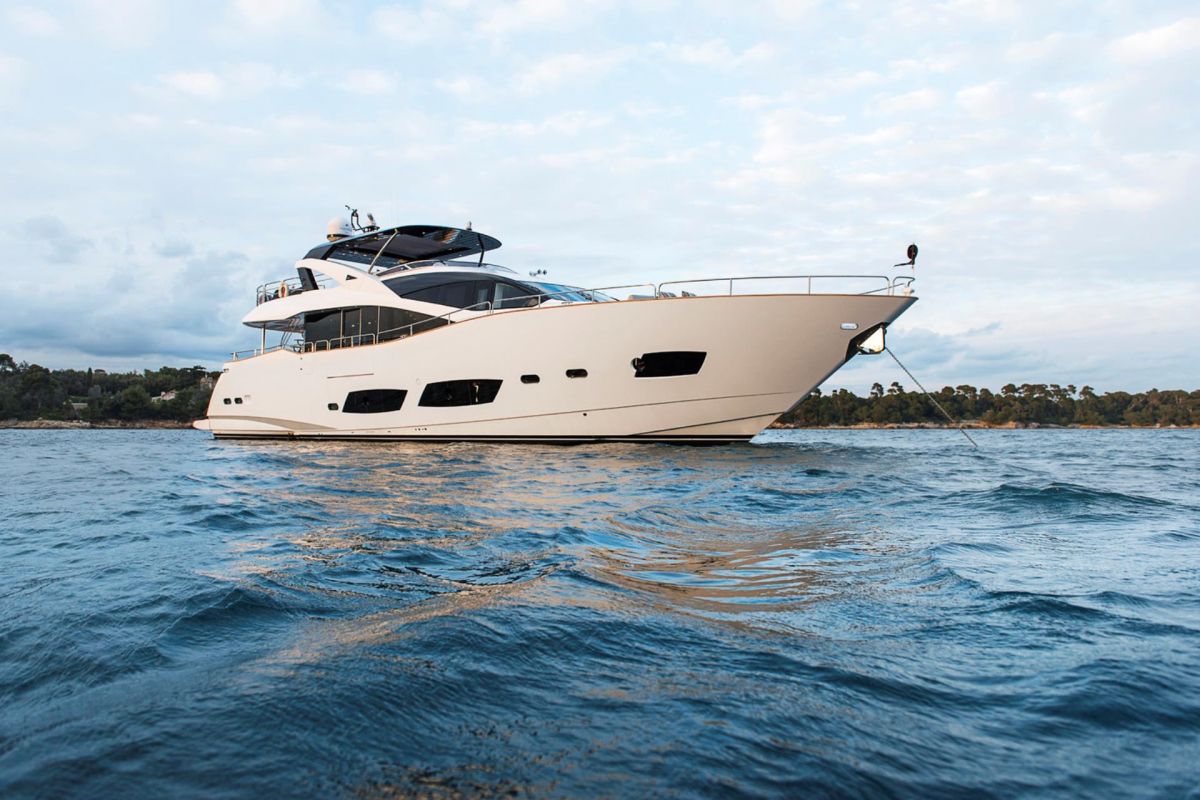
[0,0,1196,392]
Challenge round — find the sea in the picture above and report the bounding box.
[1,429,1197,799]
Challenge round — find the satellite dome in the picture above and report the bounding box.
[326,216,353,241]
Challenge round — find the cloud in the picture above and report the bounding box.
[20,217,94,263]
[160,70,223,98]
[372,2,457,44]
[5,6,60,36]
[1109,17,1200,62]
[514,49,631,94]
[77,0,165,46]
[651,39,778,69]
[0,53,26,101]
[339,70,398,95]
[476,0,613,40]
[876,88,941,116]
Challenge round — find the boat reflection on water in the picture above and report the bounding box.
[208,438,877,672]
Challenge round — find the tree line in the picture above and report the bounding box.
[0,354,217,422]
[778,382,1200,427]
[1,354,1196,426]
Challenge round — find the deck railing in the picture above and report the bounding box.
[255,275,332,305]
[232,274,915,360]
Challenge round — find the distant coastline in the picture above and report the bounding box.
[2,355,1197,429]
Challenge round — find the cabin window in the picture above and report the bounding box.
[304,306,443,348]
[631,351,706,378]
[223,398,231,405]
[495,282,537,309]
[566,369,588,379]
[378,306,446,340]
[521,374,540,384]
[343,389,407,414]
[419,379,502,407]
[327,402,338,411]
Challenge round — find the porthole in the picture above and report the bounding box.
[223,398,231,405]
[327,402,339,411]
[840,322,859,330]
[566,369,588,379]
[521,374,540,384]
[234,397,243,404]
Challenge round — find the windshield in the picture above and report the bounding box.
[528,282,615,303]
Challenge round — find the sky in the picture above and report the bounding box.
[0,0,1196,393]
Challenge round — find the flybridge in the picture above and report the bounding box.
[304,225,502,272]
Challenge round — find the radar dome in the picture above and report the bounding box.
[326,217,353,241]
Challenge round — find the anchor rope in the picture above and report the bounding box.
[884,347,980,449]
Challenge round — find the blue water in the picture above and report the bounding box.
[1,430,1198,798]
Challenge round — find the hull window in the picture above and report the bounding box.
[343,389,407,414]
[521,374,540,384]
[419,379,502,407]
[566,369,588,379]
[631,351,706,378]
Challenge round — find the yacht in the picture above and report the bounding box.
[194,219,917,443]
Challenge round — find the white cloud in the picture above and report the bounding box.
[373,3,456,44]
[340,70,397,95]
[955,82,1011,119]
[160,70,223,99]
[877,88,941,115]
[514,49,630,94]
[477,0,610,39]
[652,39,778,69]
[5,6,60,36]
[78,0,165,46]
[1109,17,1200,62]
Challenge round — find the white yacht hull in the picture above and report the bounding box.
[198,293,915,443]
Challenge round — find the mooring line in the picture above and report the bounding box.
[884,347,980,449]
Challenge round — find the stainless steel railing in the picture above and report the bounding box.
[255,275,332,305]
[232,274,915,360]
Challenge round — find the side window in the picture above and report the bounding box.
[419,379,502,407]
[495,282,536,309]
[631,351,707,378]
[343,389,406,414]
[303,309,341,349]
[378,307,447,340]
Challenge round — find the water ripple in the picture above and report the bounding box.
[0,428,1198,798]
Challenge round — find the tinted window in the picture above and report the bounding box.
[495,282,539,309]
[379,306,446,340]
[566,369,588,379]
[632,351,706,378]
[419,379,502,407]
[520,374,540,384]
[304,309,342,347]
[343,389,407,414]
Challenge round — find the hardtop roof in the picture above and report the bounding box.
[304,224,501,268]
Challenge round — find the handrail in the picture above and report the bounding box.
[655,274,911,297]
[255,274,332,305]
[231,274,915,361]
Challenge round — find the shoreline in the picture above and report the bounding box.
[3,419,1196,431]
